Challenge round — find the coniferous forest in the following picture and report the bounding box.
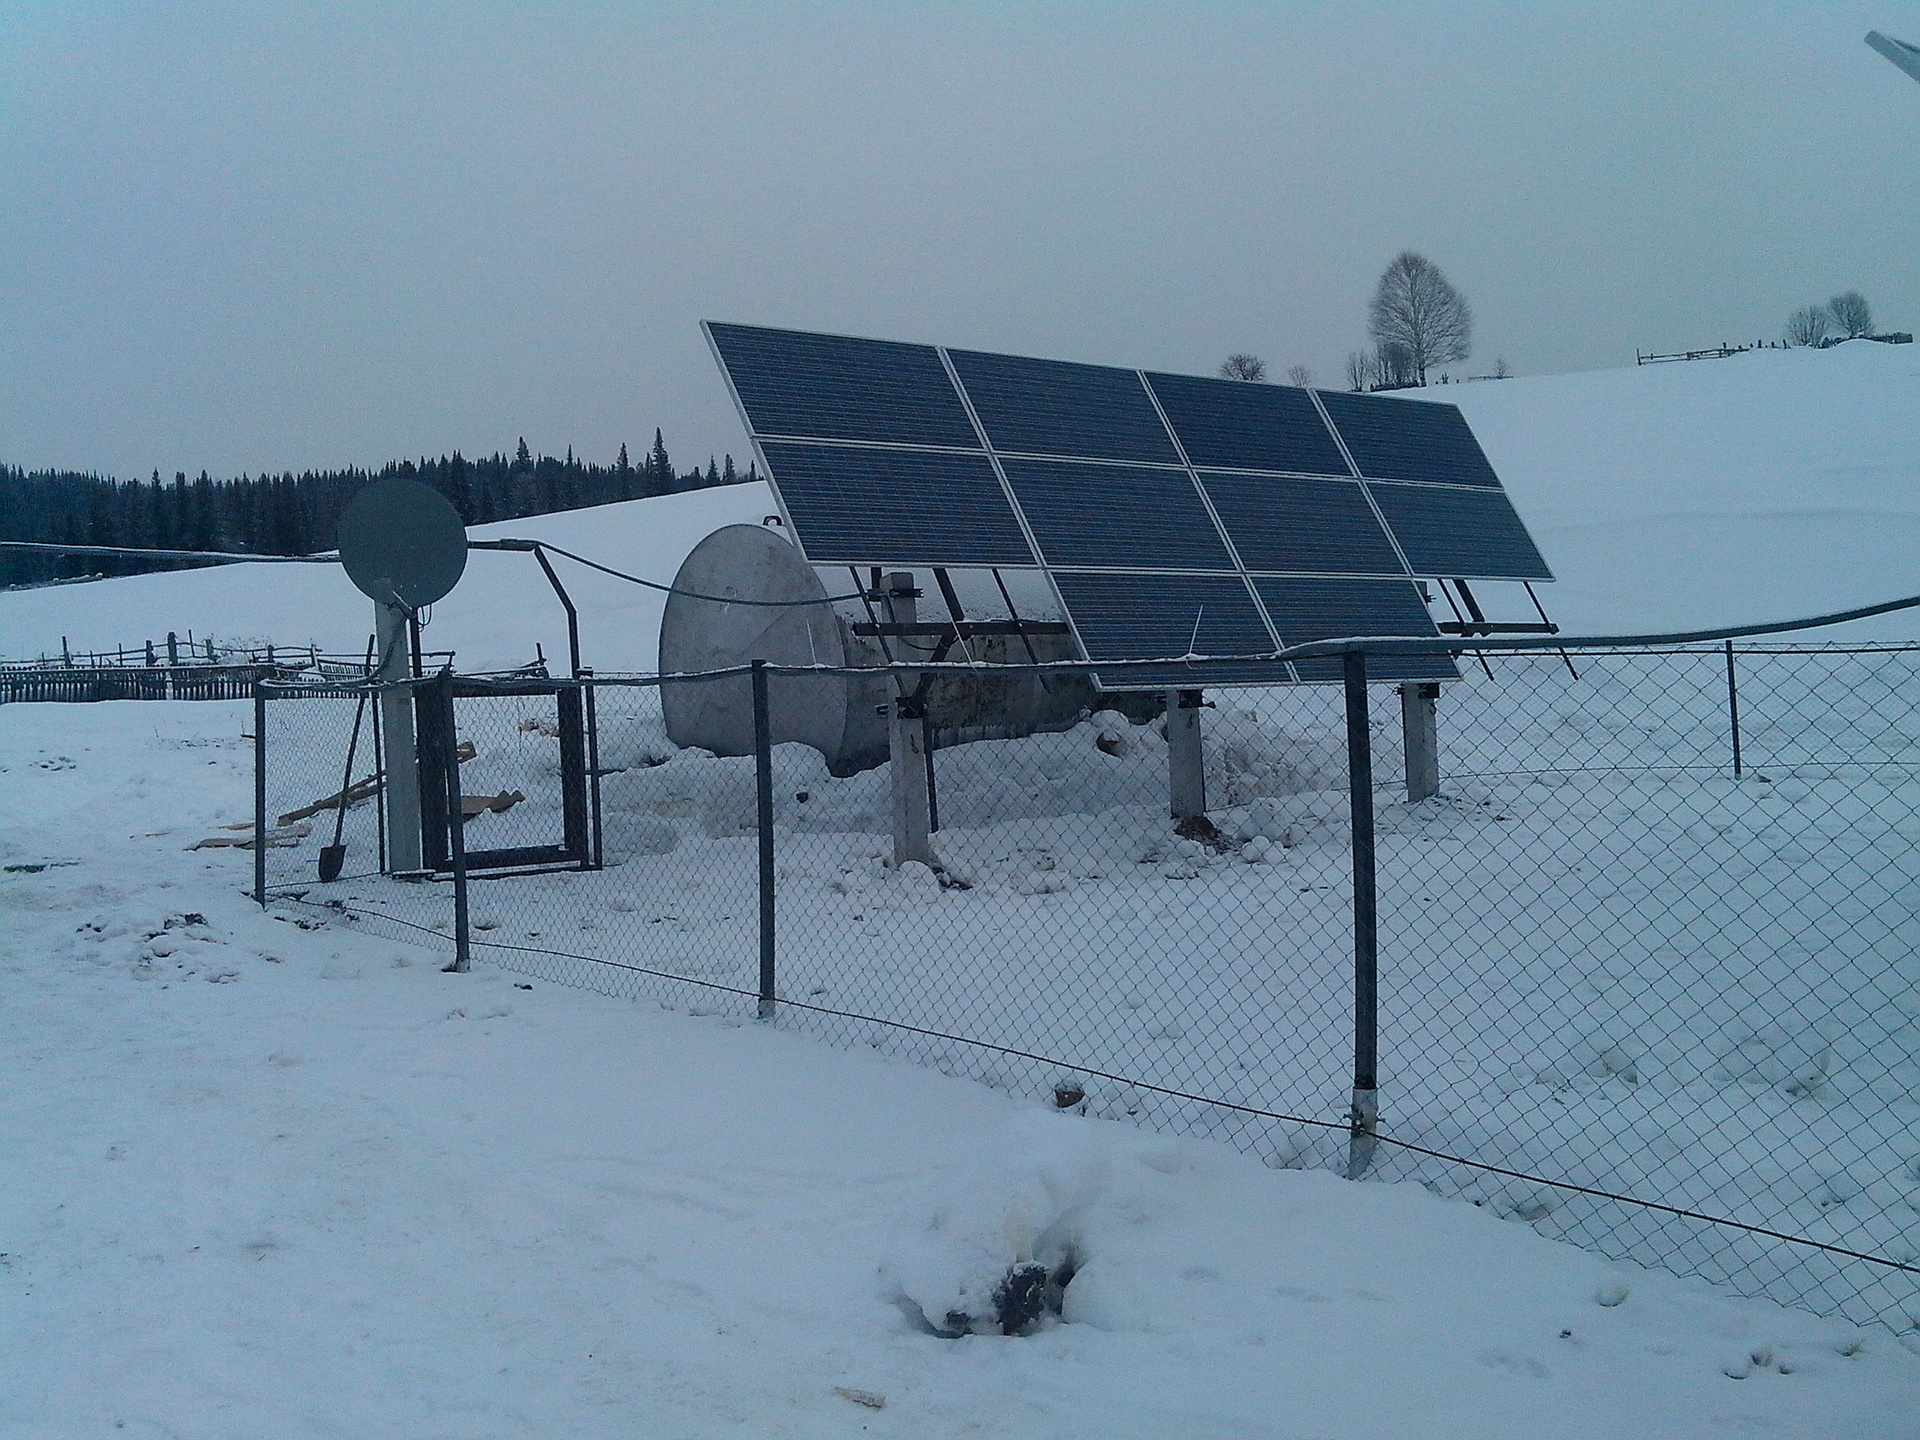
[0,432,754,588]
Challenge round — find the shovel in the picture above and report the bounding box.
[318,638,376,882]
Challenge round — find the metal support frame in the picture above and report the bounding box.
[1399,682,1441,803]
[884,573,937,868]
[1166,689,1206,822]
[1344,652,1379,1180]
[375,602,424,873]
[532,546,582,678]
[752,661,777,1020]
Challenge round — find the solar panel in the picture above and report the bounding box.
[707,323,1555,687]
[1199,473,1406,577]
[999,459,1235,572]
[1251,576,1460,683]
[1365,482,1553,581]
[1051,572,1281,688]
[1145,372,1350,476]
[1316,390,1502,488]
[946,349,1183,464]
[706,323,980,448]
[755,443,1035,567]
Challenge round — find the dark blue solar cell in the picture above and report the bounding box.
[1198,473,1406,576]
[757,443,1034,567]
[999,459,1234,572]
[1252,576,1459,683]
[1144,373,1350,475]
[1366,482,1553,581]
[1316,391,1501,488]
[1050,572,1283,689]
[707,323,980,448]
[946,349,1182,464]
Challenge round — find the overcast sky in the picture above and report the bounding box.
[4,2,1916,481]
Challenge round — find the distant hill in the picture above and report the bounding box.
[0,432,755,588]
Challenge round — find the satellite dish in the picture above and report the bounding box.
[338,477,468,608]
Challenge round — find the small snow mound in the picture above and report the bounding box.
[882,1111,1107,1337]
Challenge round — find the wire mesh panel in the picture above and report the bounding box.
[251,643,1920,1332]
[1366,645,1920,1330]
[765,684,1367,1155]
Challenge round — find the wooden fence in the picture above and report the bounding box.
[0,665,292,704]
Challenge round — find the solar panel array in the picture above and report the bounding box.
[707,322,1553,687]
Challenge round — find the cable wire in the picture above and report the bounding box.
[524,540,869,608]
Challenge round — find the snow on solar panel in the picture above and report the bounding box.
[754,443,1035,567]
[1144,372,1351,476]
[1365,482,1554,582]
[998,459,1235,572]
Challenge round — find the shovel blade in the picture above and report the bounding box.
[318,843,347,883]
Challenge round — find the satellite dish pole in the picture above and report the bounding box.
[1867,30,1920,85]
[337,478,470,875]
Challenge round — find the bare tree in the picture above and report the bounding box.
[1493,357,1511,379]
[1285,364,1316,388]
[1367,251,1471,385]
[1344,350,1377,392]
[1373,340,1419,390]
[1828,291,1874,339]
[1219,354,1268,382]
[1784,305,1831,347]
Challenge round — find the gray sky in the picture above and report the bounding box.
[4,2,1916,481]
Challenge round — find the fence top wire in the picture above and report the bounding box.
[341,591,1913,693]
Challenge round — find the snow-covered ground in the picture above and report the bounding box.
[251,645,1920,1333]
[6,697,1920,1437]
[3,338,1917,671]
[5,343,1919,1430]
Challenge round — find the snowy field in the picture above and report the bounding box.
[6,696,1920,1438]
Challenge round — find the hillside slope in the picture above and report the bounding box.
[3,340,1914,667]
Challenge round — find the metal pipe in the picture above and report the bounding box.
[752,660,777,1020]
[532,545,582,678]
[582,670,605,868]
[1344,651,1379,1180]
[440,675,471,973]
[1724,639,1744,780]
[252,685,268,906]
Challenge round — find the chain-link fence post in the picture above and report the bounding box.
[1724,639,1744,779]
[1344,649,1379,1179]
[436,673,471,973]
[582,670,605,868]
[252,683,268,907]
[752,660,777,1021]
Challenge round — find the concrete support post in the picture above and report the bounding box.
[1167,689,1207,822]
[1399,682,1441,803]
[883,573,936,868]
[376,602,423,872]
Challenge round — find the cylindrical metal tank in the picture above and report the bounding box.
[659,524,888,775]
[659,524,1125,775]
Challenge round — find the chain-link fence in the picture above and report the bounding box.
[254,639,1920,1332]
